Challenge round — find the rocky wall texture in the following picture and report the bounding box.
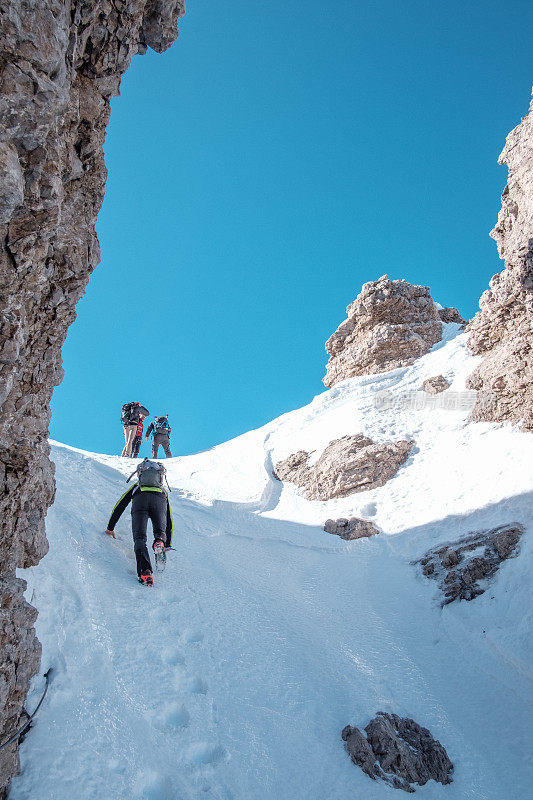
[0,2,184,794]
[467,96,533,430]
[323,275,463,388]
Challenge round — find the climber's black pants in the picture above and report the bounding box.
[152,433,172,459]
[131,491,168,576]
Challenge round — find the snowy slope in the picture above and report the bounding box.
[11,327,533,800]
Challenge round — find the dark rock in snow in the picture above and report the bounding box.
[342,725,377,778]
[416,523,524,604]
[342,712,453,793]
[439,548,460,568]
[493,526,521,560]
[324,517,380,540]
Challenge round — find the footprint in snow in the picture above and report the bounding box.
[200,785,235,800]
[188,676,208,694]
[106,757,125,774]
[161,646,185,666]
[182,629,204,644]
[151,606,170,624]
[173,672,208,695]
[133,770,174,800]
[185,743,227,765]
[164,702,190,728]
[360,501,377,517]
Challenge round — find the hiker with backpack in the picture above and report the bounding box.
[105,458,173,586]
[131,417,144,459]
[121,402,149,457]
[146,414,172,459]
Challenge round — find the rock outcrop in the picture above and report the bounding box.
[438,306,465,325]
[324,517,380,540]
[467,96,533,430]
[323,276,453,387]
[273,434,413,501]
[342,713,453,793]
[0,2,184,794]
[417,524,524,604]
[422,375,450,394]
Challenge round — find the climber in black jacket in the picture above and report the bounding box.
[105,479,173,585]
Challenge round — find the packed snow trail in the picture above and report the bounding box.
[11,329,533,799]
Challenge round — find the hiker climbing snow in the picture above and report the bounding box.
[105,458,173,585]
[131,417,144,458]
[121,401,149,457]
[146,414,172,458]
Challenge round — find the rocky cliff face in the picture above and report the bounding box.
[467,97,533,430]
[323,275,462,388]
[0,2,184,793]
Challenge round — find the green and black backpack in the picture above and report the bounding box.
[127,458,168,491]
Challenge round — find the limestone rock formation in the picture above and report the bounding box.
[467,96,533,430]
[342,712,453,793]
[422,375,450,394]
[417,524,524,604]
[0,2,184,794]
[323,276,445,387]
[273,435,413,501]
[438,306,465,325]
[324,517,380,540]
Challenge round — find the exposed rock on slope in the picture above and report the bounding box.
[342,713,453,793]
[324,517,380,540]
[467,96,533,430]
[422,375,450,394]
[0,2,184,794]
[323,276,462,387]
[417,524,523,604]
[273,434,413,501]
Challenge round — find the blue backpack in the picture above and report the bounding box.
[154,416,171,436]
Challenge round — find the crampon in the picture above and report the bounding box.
[153,540,166,573]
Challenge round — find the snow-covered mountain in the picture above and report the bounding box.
[11,325,532,800]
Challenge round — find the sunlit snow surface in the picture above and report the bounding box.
[13,327,533,800]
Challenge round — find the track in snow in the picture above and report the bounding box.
[11,330,533,799]
[11,441,533,800]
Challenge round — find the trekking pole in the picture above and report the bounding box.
[0,669,53,752]
[127,457,147,482]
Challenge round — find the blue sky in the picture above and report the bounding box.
[50,0,533,456]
